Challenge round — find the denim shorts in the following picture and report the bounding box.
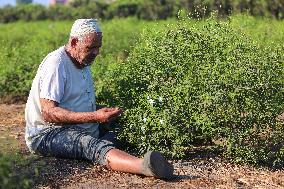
[30,125,120,165]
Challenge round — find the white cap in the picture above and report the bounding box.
[70,19,102,38]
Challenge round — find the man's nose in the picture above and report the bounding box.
[93,48,100,55]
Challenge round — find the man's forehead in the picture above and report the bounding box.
[85,32,102,40]
[84,33,102,46]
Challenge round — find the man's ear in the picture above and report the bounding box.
[70,37,79,48]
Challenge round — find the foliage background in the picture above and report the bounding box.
[97,16,284,168]
[2,14,284,166]
[1,2,284,185]
[0,0,284,23]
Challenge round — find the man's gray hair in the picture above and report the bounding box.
[70,19,102,39]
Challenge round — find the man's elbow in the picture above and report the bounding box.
[39,98,60,123]
[41,109,56,123]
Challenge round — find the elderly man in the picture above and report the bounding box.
[25,19,173,179]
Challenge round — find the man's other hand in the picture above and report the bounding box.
[94,107,123,123]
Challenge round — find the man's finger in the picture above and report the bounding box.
[105,107,123,113]
[108,109,123,118]
[103,107,117,112]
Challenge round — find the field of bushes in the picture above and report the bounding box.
[98,15,284,167]
[1,0,284,23]
[0,14,284,173]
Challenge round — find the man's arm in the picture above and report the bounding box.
[40,98,123,124]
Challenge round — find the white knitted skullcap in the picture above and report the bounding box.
[70,19,102,38]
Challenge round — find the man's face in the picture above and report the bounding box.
[76,32,102,66]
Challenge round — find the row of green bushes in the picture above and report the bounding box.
[98,15,284,168]
[0,0,284,23]
[0,15,284,168]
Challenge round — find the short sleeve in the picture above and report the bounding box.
[39,55,66,103]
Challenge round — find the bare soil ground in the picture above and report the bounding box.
[1,103,284,189]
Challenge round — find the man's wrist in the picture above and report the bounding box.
[91,111,102,123]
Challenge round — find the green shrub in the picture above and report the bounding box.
[0,153,30,189]
[137,0,179,20]
[0,153,12,188]
[100,17,284,165]
[106,0,142,19]
[0,21,70,99]
[228,14,281,46]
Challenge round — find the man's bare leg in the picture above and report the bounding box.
[105,149,174,179]
[105,149,143,174]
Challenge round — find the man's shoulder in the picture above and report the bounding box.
[47,46,67,62]
[36,47,68,79]
[41,46,67,68]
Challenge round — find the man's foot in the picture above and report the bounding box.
[141,151,174,179]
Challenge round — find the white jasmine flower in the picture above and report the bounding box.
[148,99,155,105]
[158,96,163,102]
[160,119,164,124]
[147,96,150,100]
[141,126,145,133]
[143,117,147,123]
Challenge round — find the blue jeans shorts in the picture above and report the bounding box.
[30,126,120,165]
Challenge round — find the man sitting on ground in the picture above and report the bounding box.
[25,18,173,179]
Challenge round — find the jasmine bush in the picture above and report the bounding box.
[100,17,284,166]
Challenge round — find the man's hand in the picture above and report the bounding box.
[94,107,123,123]
[40,98,123,124]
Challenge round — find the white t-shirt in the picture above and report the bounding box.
[25,46,99,150]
